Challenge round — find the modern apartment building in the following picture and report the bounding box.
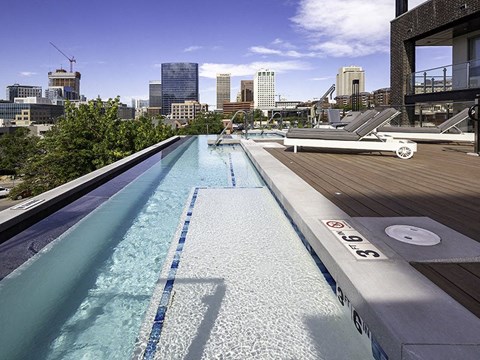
[161,63,199,116]
[6,84,42,102]
[335,92,372,109]
[254,69,275,110]
[391,0,480,124]
[216,74,231,110]
[171,101,208,120]
[336,66,365,97]
[240,80,254,102]
[373,88,391,107]
[47,69,81,100]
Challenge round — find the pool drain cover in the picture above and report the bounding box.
[385,225,441,246]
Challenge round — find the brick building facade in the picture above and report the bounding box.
[391,0,480,124]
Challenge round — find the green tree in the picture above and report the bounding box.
[178,112,223,135]
[132,115,174,151]
[12,97,174,198]
[253,109,265,122]
[0,128,39,175]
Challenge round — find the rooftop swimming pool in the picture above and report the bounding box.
[243,130,285,139]
[0,136,374,359]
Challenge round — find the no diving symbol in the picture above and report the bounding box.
[326,221,345,229]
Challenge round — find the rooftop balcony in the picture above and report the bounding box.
[407,59,480,95]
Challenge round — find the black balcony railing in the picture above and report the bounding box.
[407,59,480,95]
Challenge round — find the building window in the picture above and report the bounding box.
[469,36,480,85]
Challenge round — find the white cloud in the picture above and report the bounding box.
[311,41,389,57]
[249,46,318,58]
[19,71,37,77]
[200,61,311,79]
[291,0,429,58]
[311,76,334,81]
[250,46,282,56]
[272,38,296,49]
[284,50,317,58]
[184,45,203,52]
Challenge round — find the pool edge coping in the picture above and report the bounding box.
[241,139,480,360]
[0,136,183,243]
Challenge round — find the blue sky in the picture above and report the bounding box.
[1,0,447,108]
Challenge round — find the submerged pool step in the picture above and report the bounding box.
[136,187,373,360]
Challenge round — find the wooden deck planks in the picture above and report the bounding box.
[267,142,480,242]
[411,262,480,319]
[265,141,480,319]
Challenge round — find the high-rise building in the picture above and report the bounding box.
[161,63,199,115]
[241,80,254,102]
[254,69,275,110]
[149,81,162,108]
[47,69,81,100]
[6,84,42,102]
[216,73,231,110]
[132,99,149,109]
[336,66,365,96]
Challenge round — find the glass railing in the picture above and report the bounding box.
[407,59,480,95]
[374,100,475,131]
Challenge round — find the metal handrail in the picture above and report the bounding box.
[261,112,283,134]
[407,59,480,95]
[215,110,248,145]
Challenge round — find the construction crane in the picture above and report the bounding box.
[49,42,76,72]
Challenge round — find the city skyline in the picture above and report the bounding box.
[1,0,446,109]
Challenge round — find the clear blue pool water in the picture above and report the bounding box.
[0,137,263,360]
[0,136,376,360]
[243,131,285,139]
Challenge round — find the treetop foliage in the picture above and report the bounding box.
[4,97,174,198]
[1,98,226,199]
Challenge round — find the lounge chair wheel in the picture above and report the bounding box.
[396,145,414,159]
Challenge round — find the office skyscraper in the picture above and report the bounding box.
[254,69,275,110]
[6,84,42,102]
[149,81,162,108]
[241,80,254,102]
[161,63,199,115]
[216,73,231,110]
[336,66,365,96]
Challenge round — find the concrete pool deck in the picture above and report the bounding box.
[243,139,480,359]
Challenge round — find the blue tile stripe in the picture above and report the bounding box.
[142,187,199,360]
[228,153,236,187]
[261,180,389,360]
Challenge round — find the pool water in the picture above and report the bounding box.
[0,137,262,359]
[0,136,374,360]
[243,131,285,139]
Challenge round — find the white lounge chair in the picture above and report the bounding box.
[284,108,417,159]
[378,108,473,142]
